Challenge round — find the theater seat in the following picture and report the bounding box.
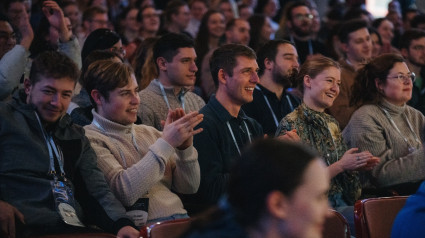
[31,233,116,238]
[354,196,408,238]
[323,209,350,238]
[140,218,192,238]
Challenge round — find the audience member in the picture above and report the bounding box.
[276,1,327,64]
[217,0,235,24]
[238,3,253,21]
[81,28,124,63]
[70,50,122,126]
[344,53,425,195]
[159,0,192,38]
[0,10,33,100]
[131,37,159,90]
[194,10,226,100]
[185,0,208,38]
[242,40,300,136]
[276,56,379,235]
[138,33,205,130]
[411,14,425,31]
[400,29,425,114]
[402,8,419,32]
[0,51,139,237]
[369,27,383,58]
[327,20,372,129]
[224,18,250,45]
[191,44,263,212]
[62,1,83,36]
[79,6,109,46]
[83,60,202,226]
[136,5,160,41]
[372,18,399,54]
[248,14,273,52]
[254,0,280,38]
[183,139,330,238]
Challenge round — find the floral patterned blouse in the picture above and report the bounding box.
[276,103,361,206]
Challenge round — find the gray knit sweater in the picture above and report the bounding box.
[84,110,200,221]
[343,99,425,188]
[138,79,205,130]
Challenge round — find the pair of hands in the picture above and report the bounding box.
[162,108,204,150]
[339,148,380,171]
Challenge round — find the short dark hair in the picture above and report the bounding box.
[80,50,121,87]
[153,32,194,66]
[164,0,188,23]
[29,51,79,86]
[338,19,369,44]
[400,29,425,50]
[411,14,425,29]
[81,28,121,62]
[284,1,310,22]
[82,6,107,22]
[84,60,134,107]
[228,138,318,227]
[256,40,294,76]
[210,44,257,87]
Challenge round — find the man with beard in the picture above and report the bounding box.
[225,18,251,45]
[281,1,327,64]
[400,29,425,114]
[242,40,300,136]
[327,19,372,129]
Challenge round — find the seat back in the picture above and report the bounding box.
[354,196,408,238]
[322,209,350,238]
[145,218,192,238]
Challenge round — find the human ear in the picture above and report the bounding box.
[375,78,384,93]
[265,58,274,71]
[23,78,32,95]
[90,89,104,107]
[266,190,289,219]
[218,69,227,85]
[156,57,167,71]
[303,75,312,89]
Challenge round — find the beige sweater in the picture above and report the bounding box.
[343,99,425,188]
[84,110,200,221]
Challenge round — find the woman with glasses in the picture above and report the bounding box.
[276,56,379,235]
[343,53,425,195]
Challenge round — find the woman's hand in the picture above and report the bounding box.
[338,148,376,171]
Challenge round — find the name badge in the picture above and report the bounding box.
[51,180,85,227]
[126,198,149,227]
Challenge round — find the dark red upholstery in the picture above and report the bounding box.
[141,218,192,238]
[322,209,350,238]
[354,196,408,238]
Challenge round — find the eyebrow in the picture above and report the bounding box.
[43,86,73,94]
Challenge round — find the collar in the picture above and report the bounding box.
[91,109,133,135]
[338,58,356,72]
[150,79,190,96]
[379,98,406,116]
[208,95,248,123]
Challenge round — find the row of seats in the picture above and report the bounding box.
[30,196,408,238]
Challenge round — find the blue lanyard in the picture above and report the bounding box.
[35,112,66,179]
[256,86,295,127]
[290,34,313,60]
[157,79,185,111]
[226,121,251,155]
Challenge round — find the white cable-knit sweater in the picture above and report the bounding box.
[84,110,200,221]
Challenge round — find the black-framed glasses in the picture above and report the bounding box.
[387,72,416,83]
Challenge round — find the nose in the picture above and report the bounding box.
[131,92,140,105]
[251,71,260,84]
[50,93,60,106]
[190,61,198,72]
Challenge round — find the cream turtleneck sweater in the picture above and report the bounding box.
[84,110,200,221]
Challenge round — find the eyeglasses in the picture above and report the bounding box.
[387,72,416,83]
[293,13,313,21]
[0,31,16,41]
[110,47,126,57]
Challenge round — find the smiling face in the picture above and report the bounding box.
[0,21,16,59]
[226,19,250,45]
[377,62,413,106]
[282,159,330,238]
[25,76,75,125]
[303,66,341,112]
[160,47,198,87]
[377,19,394,45]
[207,12,226,39]
[222,56,260,106]
[97,75,140,125]
[289,6,312,37]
